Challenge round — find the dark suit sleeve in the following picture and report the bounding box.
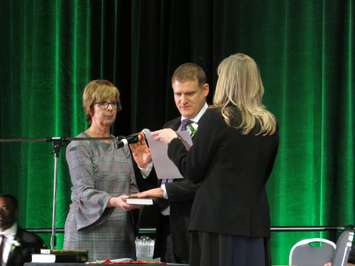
[165,179,200,202]
[168,109,222,183]
[21,229,45,249]
[133,161,158,192]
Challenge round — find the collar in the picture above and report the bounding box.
[0,223,17,239]
[181,103,208,124]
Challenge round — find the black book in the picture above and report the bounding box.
[32,249,88,263]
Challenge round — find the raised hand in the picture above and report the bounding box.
[129,131,152,168]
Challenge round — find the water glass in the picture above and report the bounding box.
[135,236,155,260]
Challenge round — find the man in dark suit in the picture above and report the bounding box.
[0,194,45,266]
[132,63,209,263]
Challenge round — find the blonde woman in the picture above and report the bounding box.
[153,53,279,266]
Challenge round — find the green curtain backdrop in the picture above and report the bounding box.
[0,0,91,247]
[0,0,353,264]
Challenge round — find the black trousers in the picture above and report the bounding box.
[189,231,269,266]
[154,214,190,263]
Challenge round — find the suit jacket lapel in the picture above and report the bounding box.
[166,117,181,131]
[6,247,20,266]
[5,233,22,266]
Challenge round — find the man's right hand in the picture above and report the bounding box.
[129,132,152,168]
[130,188,164,199]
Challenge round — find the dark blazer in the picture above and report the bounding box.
[6,227,45,266]
[168,107,279,238]
[163,117,200,208]
[155,117,200,263]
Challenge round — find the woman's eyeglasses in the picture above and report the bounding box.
[95,101,122,111]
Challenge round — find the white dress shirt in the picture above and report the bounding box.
[0,223,18,263]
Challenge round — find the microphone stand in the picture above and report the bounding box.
[0,135,115,250]
[48,137,69,250]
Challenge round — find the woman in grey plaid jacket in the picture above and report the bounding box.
[64,80,144,261]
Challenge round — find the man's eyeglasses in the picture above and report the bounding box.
[95,101,122,111]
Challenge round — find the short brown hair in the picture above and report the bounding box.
[171,63,207,86]
[82,80,120,123]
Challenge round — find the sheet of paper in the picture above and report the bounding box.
[143,129,192,179]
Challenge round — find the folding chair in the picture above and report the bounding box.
[332,229,354,266]
[289,238,336,266]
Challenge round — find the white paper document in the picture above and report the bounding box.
[143,129,192,180]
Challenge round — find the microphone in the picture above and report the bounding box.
[115,131,146,149]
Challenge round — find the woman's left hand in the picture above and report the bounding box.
[109,195,142,211]
[151,128,178,144]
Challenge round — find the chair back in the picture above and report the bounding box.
[332,229,354,266]
[289,238,336,266]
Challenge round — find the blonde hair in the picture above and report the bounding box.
[213,53,276,135]
[82,80,120,123]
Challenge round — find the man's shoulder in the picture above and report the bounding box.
[163,117,181,129]
[201,107,223,123]
[17,228,44,246]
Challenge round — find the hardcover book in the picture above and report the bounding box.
[32,249,88,263]
[126,198,153,205]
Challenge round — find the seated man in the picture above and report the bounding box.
[0,194,45,266]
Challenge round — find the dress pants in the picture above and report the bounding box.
[189,231,268,266]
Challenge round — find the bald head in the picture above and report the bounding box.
[0,194,18,231]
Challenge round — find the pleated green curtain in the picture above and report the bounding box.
[0,0,91,246]
[0,0,353,264]
[263,1,354,262]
